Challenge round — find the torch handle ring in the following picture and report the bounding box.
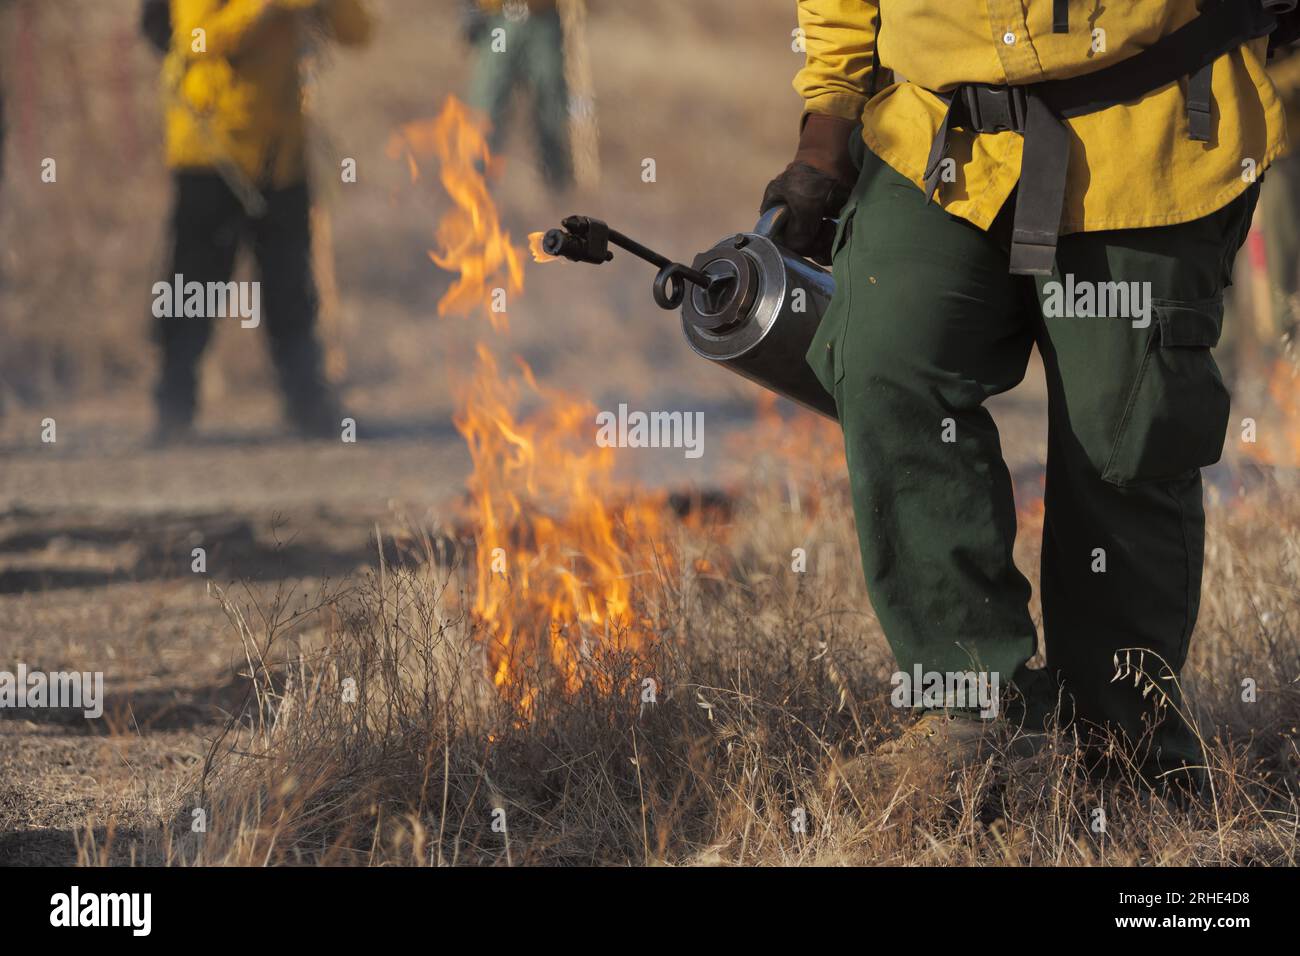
[652,264,690,310]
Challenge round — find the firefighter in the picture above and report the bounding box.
[764,1,1290,795]
[154,0,371,441]
[463,0,573,190]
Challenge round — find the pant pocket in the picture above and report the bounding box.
[806,204,857,392]
[1102,296,1230,485]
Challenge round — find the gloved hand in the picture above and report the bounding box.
[760,113,859,265]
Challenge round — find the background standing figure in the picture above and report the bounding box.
[153,0,372,442]
[464,0,573,191]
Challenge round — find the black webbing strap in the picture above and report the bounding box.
[1034,0,1274,119]
[923,84,1025,202]
[1053,0,1068,34]
[922,93,958,202]
[1186,63,1214,141]
[1010,93,1070,274]
[922,0,1277,275]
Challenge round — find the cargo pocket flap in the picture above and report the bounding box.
[1103,294,1229,485]
[1154,297,1223,348]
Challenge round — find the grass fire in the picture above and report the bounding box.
[0,1,1296,887]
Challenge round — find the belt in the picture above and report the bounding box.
[920,0,1279,275]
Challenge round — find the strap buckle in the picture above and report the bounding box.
[961,83,1028,134]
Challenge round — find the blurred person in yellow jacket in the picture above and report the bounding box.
[762,1,1293,796]
[153,0,371,441]
[463,0,572,189]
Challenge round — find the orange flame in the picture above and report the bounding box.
[410,97,664,711]
[455,344,665,703]
[390,98,523,330]
[528,231,558,264]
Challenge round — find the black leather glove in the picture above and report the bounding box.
[760,113,859,265]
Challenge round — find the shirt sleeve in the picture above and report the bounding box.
[793,0,880,120]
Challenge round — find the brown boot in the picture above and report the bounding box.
[828,712,992,797]
[873,712,993,785]
[830,712,1063,797]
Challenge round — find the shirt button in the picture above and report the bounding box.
[1002,31,1016,45]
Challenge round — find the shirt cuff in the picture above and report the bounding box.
[803,92,868,123]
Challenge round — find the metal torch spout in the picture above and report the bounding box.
[542,215,733,310]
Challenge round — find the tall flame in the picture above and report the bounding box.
[403,97,663,710]
[456,344,665,702]
[389,98,523,330]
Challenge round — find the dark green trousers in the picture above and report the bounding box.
[809,148,1257,782]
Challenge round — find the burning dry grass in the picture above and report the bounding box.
[127,467,1299,868]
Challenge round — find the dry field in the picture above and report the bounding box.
[0,1,1296,867]
[23,438,1300,867]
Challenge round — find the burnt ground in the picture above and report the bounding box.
[0,396,476,865]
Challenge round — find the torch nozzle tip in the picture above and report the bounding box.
[541,228,567,257]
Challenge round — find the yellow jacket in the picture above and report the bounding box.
[794,1,1286,233]
[164,0,372,189]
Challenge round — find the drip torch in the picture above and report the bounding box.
[541,206,839,420]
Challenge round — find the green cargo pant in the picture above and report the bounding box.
[809,147,1257,784]
[468,9,573,189]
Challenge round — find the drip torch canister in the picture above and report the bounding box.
[541,207,839,420]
